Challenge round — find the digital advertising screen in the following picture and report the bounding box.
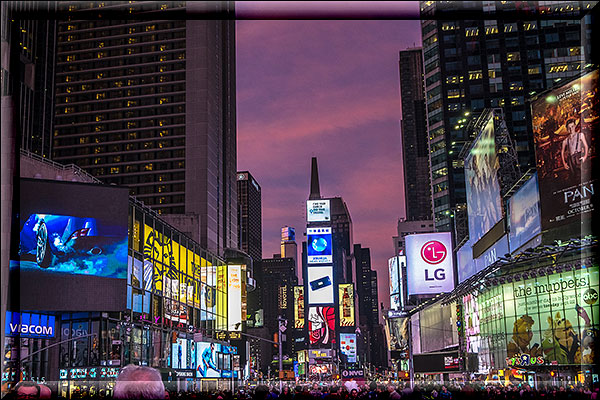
[5,312,56,339]
[508,173,542,253]
[11,179,128,311]
[307,266,334,304]
[339,333,357,363]
[531,70,598,231]
[339,284,355,327]
[477,265,599,368]
[228,265,243,331]
[171,338,188,369]
[294,286,305,328]
[307,200,331,222]
[307,227,333,264]
[308,306,336,347]
[196,342,221,378]
[387,317,409,355]
[406,232,455,295]
[200,265,217,321]
[388,256,405,310]
[282,226,296,241]
[465,114,503,244]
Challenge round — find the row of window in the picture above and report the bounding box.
[57,72,185,94]
[61,61,185,84]
[56,114,185,130]
[59,83,185,103]
[58,95,185,114]
[59,46,185,64]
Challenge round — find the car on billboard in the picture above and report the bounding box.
[19,214,122,270]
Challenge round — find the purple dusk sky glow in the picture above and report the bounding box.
[236,5,422,310]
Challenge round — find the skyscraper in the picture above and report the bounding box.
[419,1,595,231]
[399,47,432,221]
[237,170,262,326]
[280,226,298,272]
[2,1,57,158]
[354,244,374,327]
[51,1,237,256]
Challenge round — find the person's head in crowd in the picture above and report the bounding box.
[254,385,269,400]
[14,381,40,399]
[113,364,165,399]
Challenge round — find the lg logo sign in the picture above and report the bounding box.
[421,240,447,281]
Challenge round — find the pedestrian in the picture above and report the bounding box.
[113,364,165,399]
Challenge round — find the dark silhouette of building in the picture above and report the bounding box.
[237,171,262,326]
[2,2,57,158]
[50,1,238,257]
[399,47,432,221]
[419,0,595,231]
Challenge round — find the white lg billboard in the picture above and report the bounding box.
[406,232,455,295]
[307,200,331,222]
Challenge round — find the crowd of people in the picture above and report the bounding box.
[3,366,599,399]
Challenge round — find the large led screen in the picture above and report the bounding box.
[388,256,405,310]
[531,70,598,231]
[308,306,336,347]
[196,342,221,378]
[339,333,357,363]
[477,265,599,368]
[307,266,334,304]
[228,265,244,331]
[307,200,331,222]
[508,173,542,253]
[307,227,333,264]
[171,338,188,369]
[406,233,455,295]
[11,179,128,311]
[339,284,355,327]
[465,114,503,243]
[294,286,305,328]
[387,317,409,355]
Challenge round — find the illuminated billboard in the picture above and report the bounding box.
[307,200,331,222]
[339,284,355,327]
[531,70,598,231]
[307,227,333,264]
[308,306,335,347]
[228,265,244,331]
[5,312,56,339]
[465,114,503,243]
[171,338,188,369]
[406,232,454,295]
[508,173,541,253]
[196,342,224,378]
[339,333,357,363]
[294,286,305,328]
[387,317,409,355]
[388,256,405,310]
[477,265,598,368]
[11,179,128,311]
[307,266,334,304]
[282,226,296,241]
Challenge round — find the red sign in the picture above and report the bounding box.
[421,241,447,264]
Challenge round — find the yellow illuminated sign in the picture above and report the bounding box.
[339,284,355,327]
[294,286,305,328]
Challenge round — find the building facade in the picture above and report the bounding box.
[399,47,432,222]
[419,0,595,231]
[51,1,238,256]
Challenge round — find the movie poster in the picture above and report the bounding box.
[531,70,598,230]
[465,114,503,243]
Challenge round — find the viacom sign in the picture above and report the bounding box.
[406,232,455,295]
[5,312,56,339]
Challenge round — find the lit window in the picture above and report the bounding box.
[548,64,568,73]
[98,42,104,48]
[447,89,461,99]
[145,164,153,171]
[523,22,537,30]
[159,98,168,105]
[506,52,520,62]
[569,47,581,56]
[441,22,456,31]
[128,37,136,44]
[465,27,479,37]
[446,75,464,84]
[528,66,541,74]
[66,55,75,62]
[110,167,120,174]
[159,45,166,51]
[468,70,483,80]
[485,26,498,35]
[159,55,167,62]
[97,72,104,79]
[509,82,523,91]
[504,23,517,33]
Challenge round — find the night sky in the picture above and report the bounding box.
[236,2,422,310]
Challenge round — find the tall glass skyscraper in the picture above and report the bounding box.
[420,1,595,231]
